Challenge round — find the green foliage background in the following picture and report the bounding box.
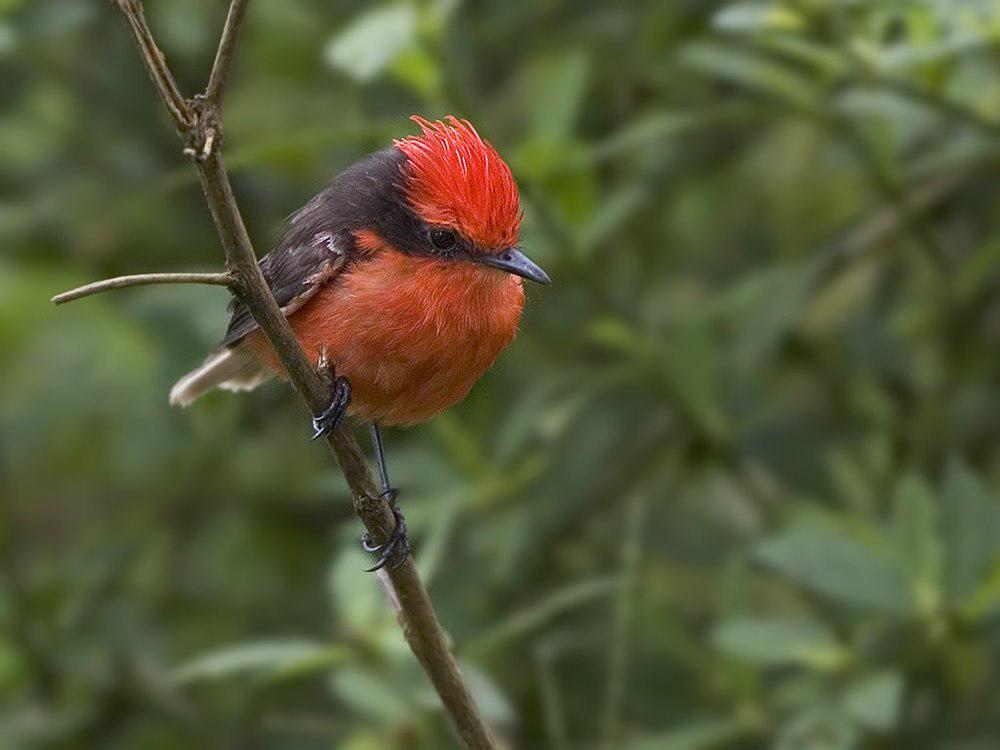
[3,1,1000,748]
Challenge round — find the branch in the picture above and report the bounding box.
[102,2,500,747]
[204,0,250,110]
[112,0,189,133]
[52,272,233,305]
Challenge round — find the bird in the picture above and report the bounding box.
[169,115,550,570]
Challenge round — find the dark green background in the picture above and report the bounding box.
[3,1,1000,748]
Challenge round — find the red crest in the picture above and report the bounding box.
[395,116,521,251]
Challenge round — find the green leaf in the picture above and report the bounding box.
[877,30,995,72]
[890,473,943,615]
[389,44,442,98]
[324,5,417,83]
[588,111,702,165]
[841,671,903,732]
[755,527,914,615]
[171,640,348,686]
[661,320,729,441]
[331,666,418,725]
[464,576,621,657]
[330,546,385,629]
[941,460,1000,609]
[679,43,819,110]
[711,616,846,669]
[459,662,516,726]
[712,2,804,33]
[722,259,826,378]
[753,34,849,78]
[625,717,746,750]
[579,183,647,254]
[528,50,590,140]
[777,708,859,750]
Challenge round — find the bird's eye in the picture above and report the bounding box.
[429,229,457,251]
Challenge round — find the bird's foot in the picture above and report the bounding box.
[361,488,410,571]
[310,376,351,441]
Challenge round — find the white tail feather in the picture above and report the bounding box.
[169,347,270,406]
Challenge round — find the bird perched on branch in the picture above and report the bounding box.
[170,116,550,570]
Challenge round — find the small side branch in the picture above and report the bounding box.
[112,0,189,132]
[53,272,234,305]
[204,0,250,110]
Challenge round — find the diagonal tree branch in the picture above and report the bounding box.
[52,272,234,305]
[112,0,189,133]
[204,0,250,110]
[80,2,501,747]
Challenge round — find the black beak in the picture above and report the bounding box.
[479,247,551,285]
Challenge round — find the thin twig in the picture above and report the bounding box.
[112,0,189,132]
[205,0,250,110]
[52,272,233,305]
[102,2,500,748]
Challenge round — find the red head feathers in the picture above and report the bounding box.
[395,116,521,252]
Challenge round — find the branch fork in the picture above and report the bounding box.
[182,96,221,162]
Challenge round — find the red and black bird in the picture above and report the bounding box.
[170,116,549,569]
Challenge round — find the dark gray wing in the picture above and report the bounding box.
[220,147,412,347]
[221,230,347,346]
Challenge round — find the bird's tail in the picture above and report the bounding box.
[169,346,271,407]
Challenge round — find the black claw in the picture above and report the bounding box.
[311,376,351,441]
[362,423,409,571]
[362,500,409,572]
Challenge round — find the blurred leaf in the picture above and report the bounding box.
[679,43,819,110]
[464,576,621,657]
[458,662,516,727]
[890,473,942,615]
[712,2,804,33]
[587,111,696,164]
[325,5,417,82]
[712,616,846,669]
[330,666,418,725]
[941,460,1000,611]
[824,446,878,517]
[389,44,442,98]
[753,34,849,78]
[876,30,998,72]
[579,183,647,254]
[528,50,590,140]
[776,707,859,750]
[803,258,880,336]
[0,638,25,695]
[963,565,1000,623]
[661,320,729,441]
[723,259,826,378]
[755,527,914,615]
[414,487,462,586]
[171,640,348,686]
[329,548,392,635]
[625,717,746,750]
[841,671,903,732]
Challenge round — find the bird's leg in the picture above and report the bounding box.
[310,376,351,441]
[362,421,410,571]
